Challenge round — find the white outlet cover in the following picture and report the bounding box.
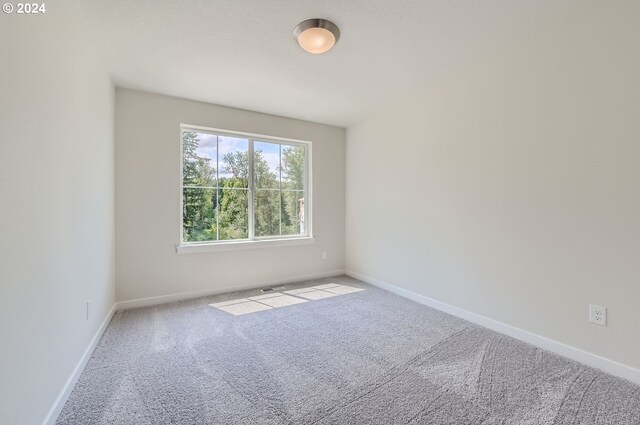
[589,304,607,326]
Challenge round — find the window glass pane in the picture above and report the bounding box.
[255,189,280,237]
[182,131,216,187]
[281,191,305,235]
[218,188,249,240]
[183,188,218,242]
[219,136,249,188]
[281,145,305,190]
[254,141,280,189]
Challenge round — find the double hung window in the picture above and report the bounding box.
[180,125,311,248]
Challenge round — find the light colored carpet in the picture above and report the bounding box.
[57,276,640,425]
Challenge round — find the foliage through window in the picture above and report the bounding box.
[181,126,309,244]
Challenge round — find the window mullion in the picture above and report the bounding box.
[248,138,255,240]
[304,145,309,237]
[279,144,282,236]
[216,135,219,241]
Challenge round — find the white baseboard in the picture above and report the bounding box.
[346,269,640,386]
[116,269,346,310]
[42,303,117,425]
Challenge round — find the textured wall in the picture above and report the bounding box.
[115,89,345,302]
[0,1,115,424]
[346,0,640,370]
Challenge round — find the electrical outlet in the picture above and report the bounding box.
[321,251,328,260]
[86,300,90,320]
[589,304,606,326]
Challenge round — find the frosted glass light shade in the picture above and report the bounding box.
[294,19,340,54]
[297,27,336,54]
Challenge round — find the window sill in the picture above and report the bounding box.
[176,236,315,254]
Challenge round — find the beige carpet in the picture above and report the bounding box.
[57,276,640,424]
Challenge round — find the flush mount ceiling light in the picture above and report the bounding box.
[294,18,340,54]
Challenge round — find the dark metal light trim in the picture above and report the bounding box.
[294,18,341,45]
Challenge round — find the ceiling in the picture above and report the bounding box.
[81,0,598,127]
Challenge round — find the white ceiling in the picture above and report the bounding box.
[82,0,598,127]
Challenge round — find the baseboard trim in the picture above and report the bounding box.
[346,269,640,386]
[42,303,117,425]
[116,269,347,310]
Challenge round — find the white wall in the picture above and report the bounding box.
[0,2,115,425]
[115,89,345,302]
[346,0,640,370]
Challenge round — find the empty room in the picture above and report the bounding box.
[1,0,639,424]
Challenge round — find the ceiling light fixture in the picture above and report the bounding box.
[294,18,340,54]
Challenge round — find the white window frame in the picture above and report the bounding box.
[177,124,313,254]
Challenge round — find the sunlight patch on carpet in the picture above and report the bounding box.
[210,284,364,316]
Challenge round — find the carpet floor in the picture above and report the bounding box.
[57,276,640,425]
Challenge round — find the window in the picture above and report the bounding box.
[180,125,311,249]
